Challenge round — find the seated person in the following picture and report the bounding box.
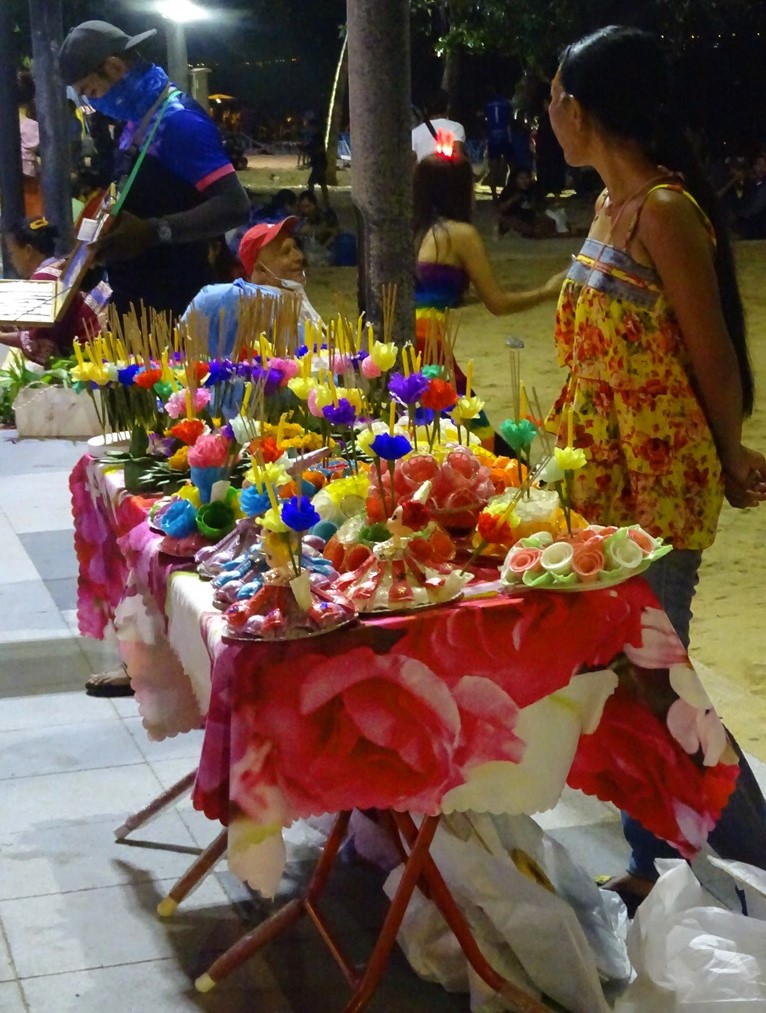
[1,217,110,366]
[294,189,339,265]
[497,168,569,238]
[736,152,766,239]
[207,235,246,283]
[183,216,321,355]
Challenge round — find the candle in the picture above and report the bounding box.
[402,347,411,377]
[186,388,194,419]
[240,381,252,416]
[264,474,280,512]
[276,413,285,446]
[389,400,396,435]
[73,338,86,367]
[567,405,574,447]
[259,335,269,364]
[366,321,373,351]
[328,373,339,406]
[356,314,363,353]
[465,359,473,397]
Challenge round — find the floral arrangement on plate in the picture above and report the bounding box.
[500,524,671,590]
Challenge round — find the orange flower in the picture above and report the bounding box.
[169,419,205,445]
[248,435,282,463]
[477,510,514,546]
[134,368,162,389]
[191,360,210,384]
[421,379,458,412]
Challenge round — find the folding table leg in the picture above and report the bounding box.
[394,812,551,1013]
[195,810,353,993]
[157,828,228,917]
[114,768,197,840]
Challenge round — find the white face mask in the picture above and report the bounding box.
[261,262,306,290]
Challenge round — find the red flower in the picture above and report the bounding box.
[134,368,162,389]
[477,510,514,546]
[421,379,458,412]
[191,360,210,384]
[400,499,429,531]
[249,436,282,463]
[169,419,205,445]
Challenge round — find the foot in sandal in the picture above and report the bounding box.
[85,664,134,697]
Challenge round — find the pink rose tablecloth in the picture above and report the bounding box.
[70,456,740,897]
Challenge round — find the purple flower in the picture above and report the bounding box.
[370,433,412,460]
[281,495,321,532]
[250,364,284,397]
[235,362,253,379]
[148,433,177,457]
[388,371,430,405]
[322,398,357,427]
[221,421,235,441]
[203,360,234,386]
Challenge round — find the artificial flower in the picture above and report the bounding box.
[356,422,389,456]
[196,499,236,539]
[168,418,205,445]
[281,495,321,532]
[335,386,363,411]
[269,357,300,384]
[388,371,430,405]
[134,367,163,389]
[361,356,382,380]
[157,498,198,537]
[553,446,588,472]
[369,341,398,372]
[421,364,444,379]
[244,461,290,492]
[498,418,538,453]
[322,398,357,427]
[202,360,234,386]
[370,433,412,460]
[250,435,282,463]
[399,499,429,531]
[452,395,485,424]
[168,445,190,472]
[287,376,317,401]
[240,486,272,517]
[477,500,519,545]
[540,540,574,575]
[308,386,334,417]
[421,379,458,413]
[321,473,370,505]
[117,363,140,386]
[70,361,112,386]
[165,388,211,419]
[187,432,230,468]
[258,506,290,533]
[177,484,201,508]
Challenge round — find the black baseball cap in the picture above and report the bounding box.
[59,20,157,86]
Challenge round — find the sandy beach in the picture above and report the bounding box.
[244,157,766,759]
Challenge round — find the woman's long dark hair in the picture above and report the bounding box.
[413,153,474,253]
[560,25,754,415]
[3,217,58,258]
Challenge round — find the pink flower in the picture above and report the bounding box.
[623,607,688,669]
[507,547,542,575]
[666,663,727,766]
[329,353,353,374]
[361,356,382,379]
[187,432,230,468]
[571,541,605,582]
[165,388,211,419]
[269,357,300,384]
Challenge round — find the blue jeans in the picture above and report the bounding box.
[622,550,766,879]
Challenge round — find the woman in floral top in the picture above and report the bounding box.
[547,25,766,910]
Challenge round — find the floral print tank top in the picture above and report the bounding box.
[547,184,723,549]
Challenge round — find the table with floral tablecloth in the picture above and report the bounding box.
[70,455,740,898]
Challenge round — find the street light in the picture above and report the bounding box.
[156,0,208,94]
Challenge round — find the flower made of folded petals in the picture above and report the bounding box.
[287,376,316,401]
[499,418,538,452]
[281,495,321,531]
[370,341,398,372]
[452,395,485,423]
[554,445,588,471]
[322,398,357,427]
[388,372,430,405]
[370,433,412,460]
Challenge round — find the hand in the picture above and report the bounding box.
[94,212,156,263]
[540,269,568,301]
[722,444,766,508]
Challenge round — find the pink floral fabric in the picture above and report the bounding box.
[194,582,739,859]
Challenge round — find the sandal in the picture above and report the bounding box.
[85,666,134,698]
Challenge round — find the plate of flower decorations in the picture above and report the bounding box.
[500,524,671,592]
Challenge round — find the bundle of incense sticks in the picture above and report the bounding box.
[381,283,397,346]
[419,308,460,383]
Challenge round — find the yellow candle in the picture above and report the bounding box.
[402,348,410,378]
[186,388,194,419]
[259,335,268,363]
[567,405,574,446]
[389,400,396,435]
[264,474,280,512]
[276,413,285,446]
[366,322,373,351]
[240,381,252,416]
[74,338,85,367]
[465,360,473,397]
[356,314,363,353]
[328,373,339,406]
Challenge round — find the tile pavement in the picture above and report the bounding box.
[0,430,762,1012]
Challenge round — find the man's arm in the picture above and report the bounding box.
[148,173,250,244]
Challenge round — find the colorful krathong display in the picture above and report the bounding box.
[70,288,672,639]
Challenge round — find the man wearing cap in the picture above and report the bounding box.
[184,217,321,355]
[59,20,250,320]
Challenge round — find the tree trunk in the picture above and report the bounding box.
[0,2,25,276]
[29,0,73,253]
[324,29,348,189]
[440,46,461,100]
[346,0,414,345]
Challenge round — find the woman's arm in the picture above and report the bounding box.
[453,222,564,315]
[638,188,766,502]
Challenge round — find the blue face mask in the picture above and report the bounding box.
[89,62,169,123]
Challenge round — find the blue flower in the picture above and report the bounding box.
[388,371,430,405]
[240,486,272,517]
[281,495,321,532]
[203,360,234,386]
[370,433,412,460]
[414,406,435,425]
[117,363,140,386]
[157,498,198,537]
[322,398,357,427]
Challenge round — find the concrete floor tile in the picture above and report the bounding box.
[0,435,87,476]
[123,716,204,764]
[0,688,117,732]
[1,875,234,979]
[19,530,79,581]
[0,639,95,695]
[0,581,71,643]
[0,718,145,781]
[0,980,26,1012]
[0,926,16,981]
[0,473,77,533]
[43,576,79,611]
[0,512,39,583]
[0,811,201,902]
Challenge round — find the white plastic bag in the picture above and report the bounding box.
[384,812,629,1012]
[616,859,766,1011]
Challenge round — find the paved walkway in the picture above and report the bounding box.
[0,430,761,1012]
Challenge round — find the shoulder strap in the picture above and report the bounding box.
[111,87,181,216]
[423,116,438,140]
[626,182,716,247]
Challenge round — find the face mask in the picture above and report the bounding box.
[89,62,169,123]
[261,262,306,290]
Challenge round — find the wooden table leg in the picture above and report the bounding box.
[157,828,228,917]
[195,810,353,993]
[114,768,197,840]
[394,813,552,1013]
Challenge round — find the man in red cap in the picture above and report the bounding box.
[183,217,321,354]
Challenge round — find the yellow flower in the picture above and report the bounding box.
[258,506,289,533]
[370,341,398,372]
[312,386,334,410]
[335,386,363,411]
[451,395,485,424]
[287,376,317,401]
[168,446,189,472]
[244,461,289,491]
[71,362,112,386]
[177,484,201,508]
[323,474,370,505]
[282,431,325,451]
[554,446,588,472]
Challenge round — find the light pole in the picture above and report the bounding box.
[156,0,208,93]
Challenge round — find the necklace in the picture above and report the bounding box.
[602,173,668,237]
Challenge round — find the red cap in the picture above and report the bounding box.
[238,217,298,277]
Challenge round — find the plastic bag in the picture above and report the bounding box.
[384,812,629,1012]
[616,859,766,1011]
